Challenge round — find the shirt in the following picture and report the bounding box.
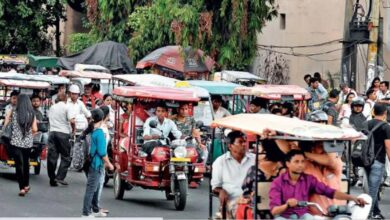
[269,172,336,218]
[48,101,72,134]
[338,89,357,105]
[10,111,34,149]
[90,128,107,170]
[304,155,344,215]
[363,100,375,120]
[377,90,390,100]
[323,101,338,125]
[307,87,323,111]
[67,99,91,120]
[214,106,231,119]
[364,119,390,164]
[143,116,182,145]
[173,116,196,137]
[211,152,255,201]
[317,83,328,100]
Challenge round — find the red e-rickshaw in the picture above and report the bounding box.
[111,86,206,210]
[0,78,51,175]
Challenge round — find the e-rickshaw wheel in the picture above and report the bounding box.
[34,161,41,175]
[113,170,125,200]
[174,179,187,211]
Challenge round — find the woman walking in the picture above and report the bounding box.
[4,94,37,196]
[82,108,114,217]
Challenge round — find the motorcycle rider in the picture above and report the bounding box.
[349,98,367,131]
[142,101,182,157]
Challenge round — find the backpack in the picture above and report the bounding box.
[72,136,90,170]
[351,121,386,168]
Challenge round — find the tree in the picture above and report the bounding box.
[0,0,66,54]
[128,0,277,70]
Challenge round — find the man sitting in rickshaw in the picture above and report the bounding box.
[31,95,49,145]
[119,102,144,138]
[249,98,269,114]
[212,95,231,119]
[142,102,182,156]
[270,150,366,220]
[5,90,19,115]
[211,131,255,219]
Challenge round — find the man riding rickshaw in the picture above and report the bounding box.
[209,114,372,220]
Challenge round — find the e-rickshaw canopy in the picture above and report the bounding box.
[113,74,210,99]
[0,79,50,89]
[233,84,311,100]
[214,70,267,83]
[59,70,112,80]
[0,72,69,85]
[211,114,362,140]
[112,86,200,102]
[187,80,242,95]
[27,54,58,68]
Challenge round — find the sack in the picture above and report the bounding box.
[72,139,87,170]
[1,123,12,141]
[236,203,253,220]
[351,121,385,168]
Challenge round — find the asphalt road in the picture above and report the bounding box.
[0,162,390,219]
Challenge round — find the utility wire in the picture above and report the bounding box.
[257,39,342,49]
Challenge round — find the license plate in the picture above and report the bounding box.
[177,173,187,180]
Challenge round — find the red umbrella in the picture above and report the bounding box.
[136,46,215,74]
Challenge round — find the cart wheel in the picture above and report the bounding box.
[174,179,187,211]
[165,188,174,200]
[113,170,125,200]
[34,161,41,175]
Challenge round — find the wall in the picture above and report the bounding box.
[252,0,347,88]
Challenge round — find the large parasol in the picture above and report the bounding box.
[136,46,215,77]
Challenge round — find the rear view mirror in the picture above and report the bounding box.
[323,141,345,153]
[195,120,204,128]
[149,120,158,128]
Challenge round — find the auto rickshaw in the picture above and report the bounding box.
[111,86,206,211]
[209,114,370,219]
[213,70,267,87]
[0,78,51,175]
[187,80,246,163]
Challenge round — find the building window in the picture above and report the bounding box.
[280,13,286,30]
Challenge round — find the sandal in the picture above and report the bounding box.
[24,186,30,193]
[18,189,26,197]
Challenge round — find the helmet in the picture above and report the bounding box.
[351,97,365,107]
[69,84,80,94]
[306,110,328,123]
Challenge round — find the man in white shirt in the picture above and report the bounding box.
[212,95,231,119]
[211,131,255,219]
[377,81,390,104]
[5,90,19,115]
[363,88,377,120]
[338,83,358,105]
[142,102,182,156]
[67,84,91,134]
[51,84,66,105]
[47,93,73,187]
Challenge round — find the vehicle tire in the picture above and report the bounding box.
[165,188,174,200]
[34,162,41,175]
[174,179,187,211]
[113,170,125,200]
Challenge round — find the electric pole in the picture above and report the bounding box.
[366,0,381,90]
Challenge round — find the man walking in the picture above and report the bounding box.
[363,103,390,219]
[322,89,339,126]
[47,94,73,187]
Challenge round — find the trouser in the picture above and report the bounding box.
[82,167,103,215]
[142,141,160,156]
[13,147,30,190]
[97,168,106,210]
[47,131,71,181]
[366,160,385,216]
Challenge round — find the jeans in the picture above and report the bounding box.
[82,166,103,216]
[366,160,385,216]
[47,132,71,181]
[274,213,314,220]
[13,147,30,190]
[97,169,105,210]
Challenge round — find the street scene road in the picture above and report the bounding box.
[0,162,389,218]
[0,162,216,218]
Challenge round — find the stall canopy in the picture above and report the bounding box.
[57,41,136,74]
[27,54,58,68]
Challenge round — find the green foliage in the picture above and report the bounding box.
[86,0,277,70]
[0,0,66,54]
[66,32,99,54]
[127,0,277,70]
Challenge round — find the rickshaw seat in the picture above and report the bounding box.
[257,182,271,211]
